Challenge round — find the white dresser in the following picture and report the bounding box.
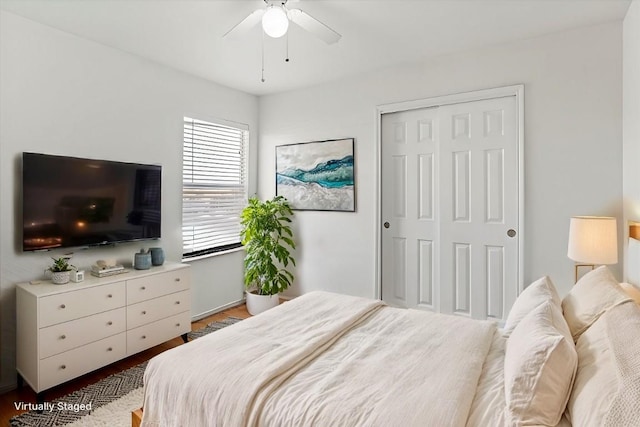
[16,263,191,395]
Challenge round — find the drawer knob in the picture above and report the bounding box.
[176,323,181,327]
[107,321,113,326]
[61,365,66,370]
[142,335,146,339]
[107,347,113,352]
[107,294,113,298]
[60,304,66,309]
[60,335,66,340]
[142,311,147,315]
[175,301,180,305]
[175,278,181,282]
[141,286,146,290]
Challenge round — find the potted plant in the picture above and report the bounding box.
[49,256,76,285]
[240,195,296,315]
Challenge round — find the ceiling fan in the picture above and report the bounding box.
[224,0,341,45]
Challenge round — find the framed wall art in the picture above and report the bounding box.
[275,138,355,211]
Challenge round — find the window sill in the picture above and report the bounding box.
[182,246,245,262]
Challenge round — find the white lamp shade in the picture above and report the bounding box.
[262,5,289,38]
[568,216,618,264]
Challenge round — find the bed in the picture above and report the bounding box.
[139,266,640,427]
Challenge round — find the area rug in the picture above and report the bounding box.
[10,317,243,427]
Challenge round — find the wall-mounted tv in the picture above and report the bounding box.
[22,152,161,251]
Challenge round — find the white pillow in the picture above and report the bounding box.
[566,305,617,426]
[503,276,561,337]
[568,301,640,426]
[561,266,631,341]
[505,300,577,426]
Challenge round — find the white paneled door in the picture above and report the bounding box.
[381,95,519,321]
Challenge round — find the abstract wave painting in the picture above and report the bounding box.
[276,138,355,211]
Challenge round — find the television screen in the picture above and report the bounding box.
[22,152,161,251]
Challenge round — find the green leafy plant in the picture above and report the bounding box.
[241,196,296,296]
[49,256,76,272]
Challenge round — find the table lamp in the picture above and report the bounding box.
[568,216,618,283]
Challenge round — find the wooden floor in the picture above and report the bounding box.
[0,303,250,425]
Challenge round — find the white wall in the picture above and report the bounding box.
[623,0,640,285]
[258,22,623,301]
[0,11,258,391]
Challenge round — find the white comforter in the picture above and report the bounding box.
[142,291,497,427]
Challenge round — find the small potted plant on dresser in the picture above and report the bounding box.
[49,256,76,284]
[240,195,296,315]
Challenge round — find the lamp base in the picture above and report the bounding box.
[574,264,595,283]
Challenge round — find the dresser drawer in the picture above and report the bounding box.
[39,333,126,391]
[39,282,126,328]
[126,269,189,304]
[127,290,191,329]
[39,307,126,359]
[127,311,191,355]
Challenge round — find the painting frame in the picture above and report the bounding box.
[275,138,356,212]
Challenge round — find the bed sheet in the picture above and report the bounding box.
[258,306,495,427]
[143,292,561,427]
[466,329,507,426]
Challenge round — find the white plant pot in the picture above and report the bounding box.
[51,271,70,285]
[245,291,279,315]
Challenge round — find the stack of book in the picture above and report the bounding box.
[90,264,127,278]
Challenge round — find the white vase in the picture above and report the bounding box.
[245,291,279,315]
[51,271,70,285]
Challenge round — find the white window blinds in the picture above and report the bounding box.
[182,116,248,258]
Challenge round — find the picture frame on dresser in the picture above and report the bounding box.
[15,262,191,402]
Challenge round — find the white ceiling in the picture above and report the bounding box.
[0,0,631,96]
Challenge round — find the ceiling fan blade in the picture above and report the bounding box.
[288,8,341,44]
[223,9,265,39]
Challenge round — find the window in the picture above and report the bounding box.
[182,116,248,259]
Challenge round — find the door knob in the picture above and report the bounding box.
[383,222,390,229]
[507,229,517,238]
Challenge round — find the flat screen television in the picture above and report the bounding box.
[22,152,161,251]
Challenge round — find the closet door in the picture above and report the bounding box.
[381,107,440,312]
[437,96,518,320]
[381,95,519,321]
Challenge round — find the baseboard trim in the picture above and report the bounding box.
[0,382,15,394]
[192,299,245,321]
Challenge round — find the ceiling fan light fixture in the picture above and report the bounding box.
[262,4,289,38]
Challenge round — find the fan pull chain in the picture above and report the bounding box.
[261,28,266,82]
[285,30,290,62]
